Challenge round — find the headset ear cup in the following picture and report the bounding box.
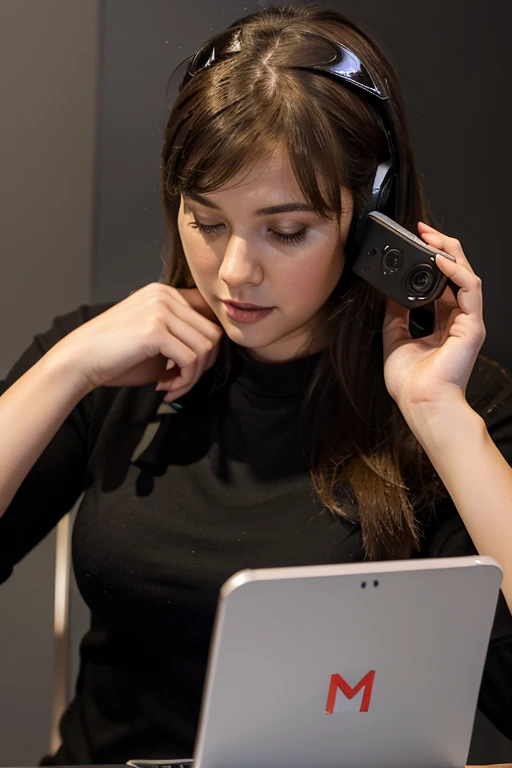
[344,209,367,264]
[377,171,398,219]
[345,163,398,263]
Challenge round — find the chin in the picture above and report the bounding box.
[221,323,269,346]
[228,325,313,362]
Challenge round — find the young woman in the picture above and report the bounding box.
[1,4,511,764]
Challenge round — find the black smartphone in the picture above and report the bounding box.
[352,211,458,309]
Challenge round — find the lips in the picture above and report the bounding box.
[223,300,273,310]
[222,300,275,325]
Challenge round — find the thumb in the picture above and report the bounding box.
[382,297,410,333]
[382,297,411,357]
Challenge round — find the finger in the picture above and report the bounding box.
[152,324,199,380]
[166,293,224,344]
[161,372,198,402]
[164,312,216,361]
[162,383,196,403]
[150,318,212,387]
[174,286,221,324]
[157,311,218,388]
[435,252,483,317]
[417,223,475,274]
[434,290,460,334]
[135,284,222,341]
[139,290,222,345]
[164,332,223,396]
[154,327,212,394]
[155,361,179,386]
[382,297,411,355]
[161,355,203,400]
[382,296,410,328]
[159,354,199,396]
[435,278,460,310]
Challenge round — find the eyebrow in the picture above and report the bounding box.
[184,192,318,217]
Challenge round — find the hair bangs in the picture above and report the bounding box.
[282,76,351,223]
[169,68,282,199]
[163,4,400,228]
[168,68,349,225]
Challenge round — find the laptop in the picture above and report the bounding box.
[127,555,502,768]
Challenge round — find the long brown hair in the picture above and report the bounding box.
[159,4,449,560]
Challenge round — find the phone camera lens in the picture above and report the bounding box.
[382,247,403,273]
[405,264,436,295]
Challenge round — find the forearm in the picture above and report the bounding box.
[403,399,512,612]
[0,346,93,517]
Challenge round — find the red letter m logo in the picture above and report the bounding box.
[325,671,376,714]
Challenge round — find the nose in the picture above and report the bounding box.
[218,234,263,288]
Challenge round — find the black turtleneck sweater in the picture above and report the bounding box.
[1,302,512,763]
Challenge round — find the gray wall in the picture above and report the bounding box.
[0,0,511,765]
[0,0,99,764]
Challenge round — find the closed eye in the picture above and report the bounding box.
[189,219,309,246]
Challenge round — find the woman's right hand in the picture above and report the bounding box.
[52,283,225,402]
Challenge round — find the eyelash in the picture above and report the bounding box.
[189,220,308,245]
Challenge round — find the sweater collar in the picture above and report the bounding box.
[229,340,323,398]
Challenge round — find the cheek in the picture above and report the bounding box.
[279,247,344,307]
[179,228,217,279]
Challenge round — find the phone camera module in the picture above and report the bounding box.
[382,247,403,274]
[405,264,436,295]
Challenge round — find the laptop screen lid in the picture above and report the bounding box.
[193,556,502,768]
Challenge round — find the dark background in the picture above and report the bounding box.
[0,0,511,764]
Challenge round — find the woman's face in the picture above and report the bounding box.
[177,145,354,362]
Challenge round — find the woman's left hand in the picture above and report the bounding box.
[382,222,486,411]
